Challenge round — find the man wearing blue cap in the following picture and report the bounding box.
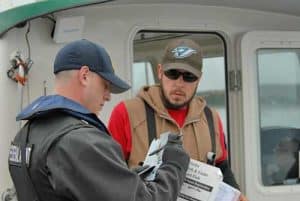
[8,39,190,201]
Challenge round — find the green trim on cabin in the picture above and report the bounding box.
[0,0,112,36]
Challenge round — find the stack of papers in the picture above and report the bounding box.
[178,159,223,201]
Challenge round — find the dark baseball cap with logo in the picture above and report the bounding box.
[161,38,203,78]
[54,39,130,94]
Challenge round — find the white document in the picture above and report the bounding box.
[178,159,223,201]
[143,132,169,181]
[213,182,240,201]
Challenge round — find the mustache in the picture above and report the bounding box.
[170,89,186,96]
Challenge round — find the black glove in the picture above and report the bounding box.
[162,133,190,172]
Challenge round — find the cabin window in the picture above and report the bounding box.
[132,31,228,141]
[258,49,300,186]
[132,62,155,94]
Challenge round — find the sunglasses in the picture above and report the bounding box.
[164,69,198,82]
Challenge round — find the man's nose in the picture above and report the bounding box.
[175,75,185,85]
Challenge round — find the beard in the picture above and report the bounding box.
[160,83,196,109]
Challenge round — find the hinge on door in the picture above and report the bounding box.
[229,70,241,91]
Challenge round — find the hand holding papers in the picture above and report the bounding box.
[143,132,177,180]
[148,134,183,156]
[143,131,241,201]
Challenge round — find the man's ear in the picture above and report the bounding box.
[157,64,163,80]
[78,66,90,85]
[197,71,203,83]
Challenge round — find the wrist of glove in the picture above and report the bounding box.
[162,133,190,172]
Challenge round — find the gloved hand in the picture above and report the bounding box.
[162,133,190,172]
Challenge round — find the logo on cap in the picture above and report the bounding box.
[171,46,197,59]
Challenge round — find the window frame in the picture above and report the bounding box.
[131,30,231,154]
[241,31,300,200]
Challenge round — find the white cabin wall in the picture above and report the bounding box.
[0,33,19,192]
[1,2,300,194]
[25,18,58,99]
[0,18,58,192]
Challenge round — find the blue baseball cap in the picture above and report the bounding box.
[54,39,130,94]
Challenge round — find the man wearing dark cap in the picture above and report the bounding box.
[8,39,190,201]
[108,38,248,201]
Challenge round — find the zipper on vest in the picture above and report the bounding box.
[182,118,200,128]
[160,113,201,137]
[159,113,181,130]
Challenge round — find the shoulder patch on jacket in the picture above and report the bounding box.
[9,143,33,167]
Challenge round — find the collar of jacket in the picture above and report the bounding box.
[16,95,108,133]
[137,85,206,123]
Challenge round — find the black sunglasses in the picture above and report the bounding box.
[164,69,198,82]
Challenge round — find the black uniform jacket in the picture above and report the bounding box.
[9,95,188,201]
